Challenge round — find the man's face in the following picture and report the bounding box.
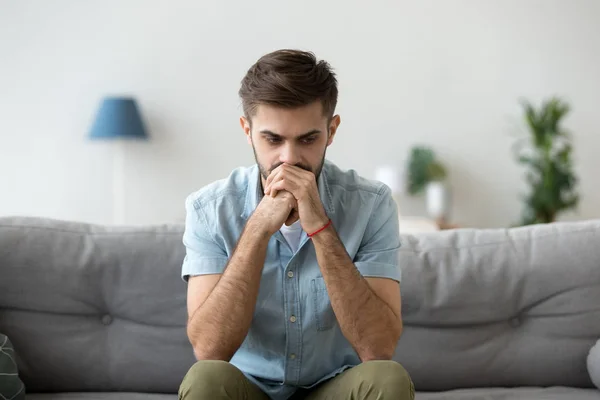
[240,101,341,184]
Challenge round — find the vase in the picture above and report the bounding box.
[426,181,451,222]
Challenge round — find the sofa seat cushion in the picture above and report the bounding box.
[27,394,176,400]
[415,386,600,399]
[25,387,599,400]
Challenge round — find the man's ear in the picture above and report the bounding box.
[327,115,341,146]
[240,116,252,145]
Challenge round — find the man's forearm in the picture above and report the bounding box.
[311,226,402,361]
[187,220,270,361]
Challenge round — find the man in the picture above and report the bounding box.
[179,49,414,400]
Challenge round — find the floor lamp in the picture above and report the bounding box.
[89,96,148,225]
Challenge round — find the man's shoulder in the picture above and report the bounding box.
[185,164,258,213]
[324,160,388,197]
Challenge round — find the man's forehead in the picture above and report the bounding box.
[252,104,327,136]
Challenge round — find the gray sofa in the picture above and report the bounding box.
[0,216,599,399]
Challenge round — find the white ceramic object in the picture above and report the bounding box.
[374,165,404,216]
[426,181,451,220]
[374,165,404,194]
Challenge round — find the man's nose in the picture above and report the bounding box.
[279,144,301,165]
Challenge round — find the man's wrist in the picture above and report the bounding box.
[308,221,337,245]
[303,205,330,234]
[307,218,332,237]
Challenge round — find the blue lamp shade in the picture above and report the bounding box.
[89,97,148,139]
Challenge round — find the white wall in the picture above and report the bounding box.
[1,0,599,228]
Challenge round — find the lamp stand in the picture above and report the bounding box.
[112,140,125,225]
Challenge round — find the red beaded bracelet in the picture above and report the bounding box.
[307,219,332,238]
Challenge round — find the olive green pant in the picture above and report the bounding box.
[179,359,415,400]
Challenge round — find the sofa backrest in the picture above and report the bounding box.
[394,219,600,391]
[0,216,195,393]
[1,217,599,393]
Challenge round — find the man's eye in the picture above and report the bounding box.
[302,137,316,144]
[266,137,281,144]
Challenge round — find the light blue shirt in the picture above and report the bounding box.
[181,159,401,400]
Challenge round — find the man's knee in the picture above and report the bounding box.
[178,360,247,399]
[357,360,414,399]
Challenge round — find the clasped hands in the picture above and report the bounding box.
[262,164,329,235]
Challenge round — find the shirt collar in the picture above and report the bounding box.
[241,161,335,220]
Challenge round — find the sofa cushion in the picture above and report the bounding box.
[0,216,196,393]
[394,219,600,391]
[0,333,25,399]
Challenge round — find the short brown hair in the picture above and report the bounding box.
[239,49,338,122]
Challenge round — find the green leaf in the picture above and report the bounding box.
[513,96,579,225]
[406,145,447,195]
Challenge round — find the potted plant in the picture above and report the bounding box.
[406,146,450,223]
[512,97,579,225]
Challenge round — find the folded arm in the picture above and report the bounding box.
[184,207,270,361]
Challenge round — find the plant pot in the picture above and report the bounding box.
[426,181,451,221]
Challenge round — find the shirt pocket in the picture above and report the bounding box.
[310,277,336,331]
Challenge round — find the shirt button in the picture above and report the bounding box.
[290,353,296,359]
[287,271,294,278]
[290,315,296,323]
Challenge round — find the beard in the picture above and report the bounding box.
[252,145,327,184]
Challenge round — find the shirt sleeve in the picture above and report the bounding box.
[353,184,402,282]
[181,194,229,282]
